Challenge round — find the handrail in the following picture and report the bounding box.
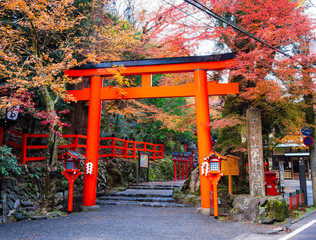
[0,127,163,163]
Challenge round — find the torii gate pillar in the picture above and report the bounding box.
[83,75,102,206]
[194,69,212,209]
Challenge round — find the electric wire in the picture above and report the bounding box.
[184,0,292,58]
[161,0,216,30]
[161,0,245,55]
[308,0,316,8]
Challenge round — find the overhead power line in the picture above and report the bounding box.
[161,0,247,53]
[161,0,215,30]
[183,0,292,58]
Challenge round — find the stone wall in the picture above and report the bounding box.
[0,164,77,222]
[0,157,175,223]
[0,159,140,223]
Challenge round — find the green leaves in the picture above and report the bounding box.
[0,145,21,177]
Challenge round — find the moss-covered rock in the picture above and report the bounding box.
[105,160,124,188]
[173,188,201,207]
[182,167,200,195]
[257,196,289,224]
[229,195,260,222]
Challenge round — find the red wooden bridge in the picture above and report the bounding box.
[0,127,163,164]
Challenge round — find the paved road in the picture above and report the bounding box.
[0,205,280,240]
[239,210,316,240]
[281,211,316,240]
[0,179,314,240]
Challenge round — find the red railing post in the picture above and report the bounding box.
[186,161,188,179]
[144,142,147,155]
[71,135,79,151]
[112,137,116,158]
[153,145,156,162]
[124,140,128,159]
[190,155,193,171]
[183,160,185,180]
[133,141,136,158]
[289,195,292,212]
[160,145,164,159]
[179,160,181,181]
[174,160,177,181]
[21,133,28,164]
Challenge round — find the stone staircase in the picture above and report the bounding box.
[96,182,188,207]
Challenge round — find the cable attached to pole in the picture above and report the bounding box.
[184,0,292,58]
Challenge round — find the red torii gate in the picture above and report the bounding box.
[65,53,239,212]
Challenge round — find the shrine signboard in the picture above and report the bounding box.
[221,155,240,194]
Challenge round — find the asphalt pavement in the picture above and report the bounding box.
[0,205,281,240]
[0,179,314,240]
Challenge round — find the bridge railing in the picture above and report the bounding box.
[0,127,163,163]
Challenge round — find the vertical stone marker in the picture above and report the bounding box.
[247,107,265,197]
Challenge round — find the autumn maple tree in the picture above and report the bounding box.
[148,0,315,136]
[0,0,143,211]
[140,0,316,187]
[203,0,315,188]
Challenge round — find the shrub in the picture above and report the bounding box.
[0,145,22,177]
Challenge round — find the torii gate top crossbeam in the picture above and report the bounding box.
[65,53,238,100]
[64,53,236,77]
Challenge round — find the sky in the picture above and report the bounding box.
[115,0,316,55]
[304,0,316,54]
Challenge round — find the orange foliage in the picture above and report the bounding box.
[0,0,144,129]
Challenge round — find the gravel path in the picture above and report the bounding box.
[0,205,280,240]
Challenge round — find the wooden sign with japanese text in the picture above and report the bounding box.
[221,155,239,176]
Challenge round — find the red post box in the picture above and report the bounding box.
[265,172,279,196]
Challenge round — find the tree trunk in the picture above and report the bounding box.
[38,86,62,212]
[41,130,61,212]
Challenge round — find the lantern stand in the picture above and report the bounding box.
[60,150,85,212]
[201,150,226,219]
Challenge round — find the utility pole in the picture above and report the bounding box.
[309,129,316,206]
[308,110,316,206]
[305,89,315,206]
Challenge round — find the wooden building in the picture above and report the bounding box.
[272,144,310,180]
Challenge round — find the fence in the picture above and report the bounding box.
[171,152,194,181]
[289,189,305,212]
[0,127,163,163]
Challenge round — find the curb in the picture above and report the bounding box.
[290,208,316,224]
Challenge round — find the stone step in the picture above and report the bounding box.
[128,184,181,190]
[96,200,189,208]
[99,196,175,203]
[98,181,186,208]
[106,189,174,198]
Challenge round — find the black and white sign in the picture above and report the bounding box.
[7,106,20,120]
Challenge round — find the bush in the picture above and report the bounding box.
[148,158,174,181]
[0,145,22,177]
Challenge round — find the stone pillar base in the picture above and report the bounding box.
[196,207,210,215]
[82,205,100,212]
